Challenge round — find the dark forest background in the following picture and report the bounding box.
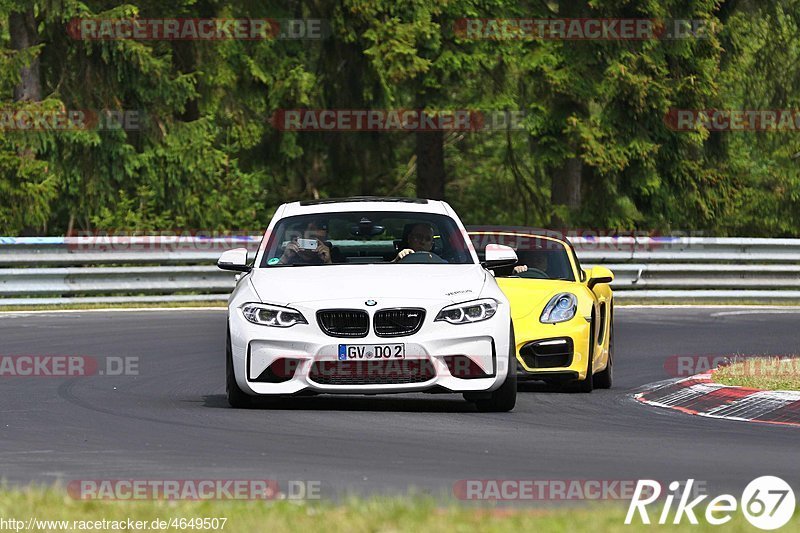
[1,1,798,236]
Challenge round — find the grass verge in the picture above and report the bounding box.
[712,356,800,391]
[615,299,800,306]
[0,488,789,532]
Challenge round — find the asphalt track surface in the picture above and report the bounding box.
[1,307,799,500]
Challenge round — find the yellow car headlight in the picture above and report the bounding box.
[540,293,577,324]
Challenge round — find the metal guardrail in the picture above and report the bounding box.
[0,266,233,297]
[1,236,799,305]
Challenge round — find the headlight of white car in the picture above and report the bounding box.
[241,303,307,327]
[435,299,498,324]
[540,293,577,324]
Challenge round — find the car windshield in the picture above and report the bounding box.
[260,211,474,267]
[470,233,576,281]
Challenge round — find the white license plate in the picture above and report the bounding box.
[338,344,405,360]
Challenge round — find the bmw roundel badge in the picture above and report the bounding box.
[365,299,377,306]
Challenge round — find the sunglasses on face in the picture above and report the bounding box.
[409,233,433,242]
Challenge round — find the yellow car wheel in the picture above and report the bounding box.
[593,322,614,389]
[563,321,594,393]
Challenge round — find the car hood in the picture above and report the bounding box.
[495,277,579,320]
[248,264,488,307]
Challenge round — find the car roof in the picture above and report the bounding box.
[281,196,449,217]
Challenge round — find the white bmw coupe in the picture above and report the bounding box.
[217,197,519,411]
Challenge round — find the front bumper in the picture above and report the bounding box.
[229,304,512,396]
[513,316,592,381]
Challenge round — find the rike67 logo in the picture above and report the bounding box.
[626,477,796,530]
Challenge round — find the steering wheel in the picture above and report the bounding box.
[520,267,549,279]
[397,251,448,264]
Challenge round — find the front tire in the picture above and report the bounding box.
[593,322,613,389]
[563,323,594,393]
[226,329,252,408]
[475,324,517,412]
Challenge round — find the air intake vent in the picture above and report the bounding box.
[519,337,574,368]
[374,308,426,337]
[317,310,369,337]
[309,360,436,385]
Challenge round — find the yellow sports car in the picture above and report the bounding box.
[470,230,614,392]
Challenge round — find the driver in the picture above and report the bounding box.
[279,220,340,265]
[510,252,547,276]
[393,223,434,262]
[528,252,547,274]
[495,252,544,276]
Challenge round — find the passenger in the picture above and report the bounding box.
[279,220,340,265]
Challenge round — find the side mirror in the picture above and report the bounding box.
[217,248,251,273]
[587,266,614,289]
[482,244,518,270]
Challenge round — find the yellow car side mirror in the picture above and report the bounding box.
[587,266,614,289]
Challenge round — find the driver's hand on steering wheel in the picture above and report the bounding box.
[513,264,528,274]
[394,248,415,262]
